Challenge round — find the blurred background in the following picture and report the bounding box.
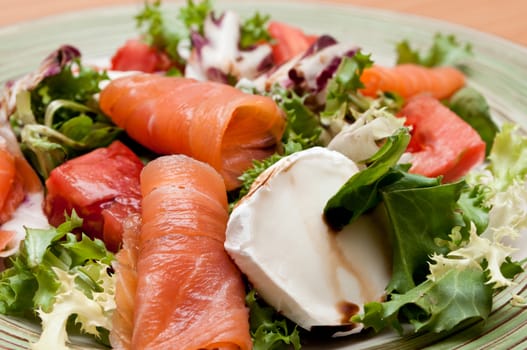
[0,0,525,46]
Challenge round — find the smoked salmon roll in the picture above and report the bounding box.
[99,74,286,191]
[359,63,466,100]
[111,155,252,350]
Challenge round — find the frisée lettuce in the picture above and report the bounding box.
[340,125,526,335]
[0,211,115,349]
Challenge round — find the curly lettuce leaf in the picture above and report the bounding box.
[448,87,499,156]
[486,123,527,192]
[0,211,115,347]
[240,12,272,49]
[322,52,373,119]
[178,0,212,33]
[136,0,212,64]
[271,85,322,147]
[33,266,114,350]
[246,289,301,350]
[429,224,520,289]
[396,33,473,68]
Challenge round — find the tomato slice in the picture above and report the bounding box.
[267,21,318,65]
[44,141,143,251]
[398,95,486,182]
[110,39,171,73]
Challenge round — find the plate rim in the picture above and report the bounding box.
[0,2,526,350]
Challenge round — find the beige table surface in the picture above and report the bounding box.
[0,0,526,47]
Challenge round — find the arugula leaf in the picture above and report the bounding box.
[396,33,472,68]
[240,12,272,49]
[322,52,373,119]
[448,87,499,156]
[246,289,301,350]
[353,268,493,334]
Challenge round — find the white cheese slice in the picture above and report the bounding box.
[225,147,392,335]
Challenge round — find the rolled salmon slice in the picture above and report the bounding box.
[359,63,466,100]
[134,234,251,350]
[99,74,286,191]
[111,214,140,350]
[111,155,251,350]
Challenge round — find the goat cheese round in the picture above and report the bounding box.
[225,147,392,334]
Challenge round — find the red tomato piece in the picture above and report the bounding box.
[44,141,144,251]
[110,39,171,73]
[267,21,318,65]
[398,95,486,183]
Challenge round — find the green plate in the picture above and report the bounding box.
[1,1,526,349]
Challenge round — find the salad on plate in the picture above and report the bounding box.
[0,0,526,349]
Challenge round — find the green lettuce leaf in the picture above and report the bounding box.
[486,123,527,192]
[322,52,373,119]
[323,127,411,230]
[246,289,301,350]
[29,61,107,125]
[136,0,212,65]
[448,87,499,156]
[382,180,468,293]
[0,211,115,347]
[271,85,322,147]
[240,12,272,49]
[11,59,120,179]
[353,268,493,334]
[396,33,472,68]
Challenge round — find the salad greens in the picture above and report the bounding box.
[246,290,301,350]
[1,0,526,349]
[240,12,273,49]
[135,0,212,66]
[323,128,413,230]
[357,267,493,334]
[10,48,119,179]
[344,124,527,334]
[396,33,473,68]
[271,87,322,147]
[0,211,115,349]
[136,0,272,73]
[321,52,373,119]
[448,87,499,155]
